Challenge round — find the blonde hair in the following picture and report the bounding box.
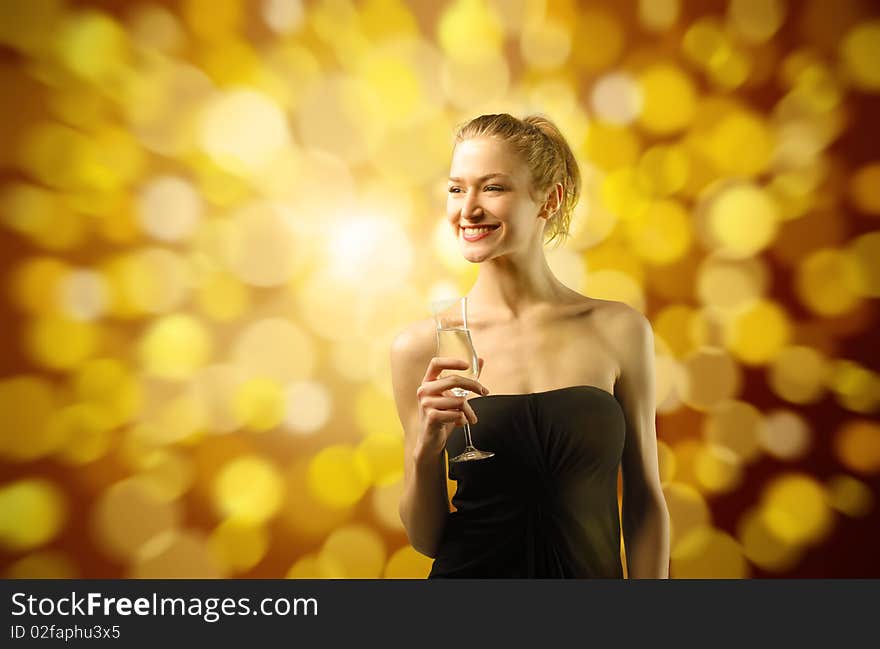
[453,113,581,248]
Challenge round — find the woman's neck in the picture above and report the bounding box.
[467,252,575,324]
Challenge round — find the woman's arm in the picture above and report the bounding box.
[390,322,450,558]
[607,305,670,578]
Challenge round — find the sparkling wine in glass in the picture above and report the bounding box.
[431,296,494,463]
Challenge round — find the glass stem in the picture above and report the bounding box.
[453,387,476,449]
[462,421,475,449]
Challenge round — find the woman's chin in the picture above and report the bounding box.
[460,246,491,263]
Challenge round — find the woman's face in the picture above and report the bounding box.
[446,136,546,262]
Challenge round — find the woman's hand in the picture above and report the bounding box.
[415,357,488,458]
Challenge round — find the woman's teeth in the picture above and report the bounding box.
[461,226,498,241]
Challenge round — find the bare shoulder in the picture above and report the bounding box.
[594,299,651,335]
[390,317,436,363]
[566,294,646,331]
[582,299,654,379]
[597,301,654,403]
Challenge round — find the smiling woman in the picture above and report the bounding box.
[390,113,670,579]
[446,114,581,253]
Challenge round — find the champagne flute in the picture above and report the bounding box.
[430,296,494,463]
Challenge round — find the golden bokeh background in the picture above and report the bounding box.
[1,0,879,579]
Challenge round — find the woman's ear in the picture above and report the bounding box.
[542,182,563,217]
[547,183,565,216]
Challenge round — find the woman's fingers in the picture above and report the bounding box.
[422,357,470,383]
[422,395,478,424]
[422,357,489,393]
[436,375,488,396]
[424,408,467,427]
[417,367,489,400]
[418,358,486,439]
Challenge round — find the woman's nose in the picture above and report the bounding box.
[462,194,482,218]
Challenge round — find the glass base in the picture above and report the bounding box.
[449,446,495,463]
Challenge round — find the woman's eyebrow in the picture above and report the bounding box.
[448,173,510,182]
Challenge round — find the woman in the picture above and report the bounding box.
[390,113,670,578]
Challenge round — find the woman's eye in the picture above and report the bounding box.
[447,186,502,193]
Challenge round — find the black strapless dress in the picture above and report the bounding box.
[427,385,626,579]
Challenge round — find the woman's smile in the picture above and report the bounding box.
[461,224,500,241]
